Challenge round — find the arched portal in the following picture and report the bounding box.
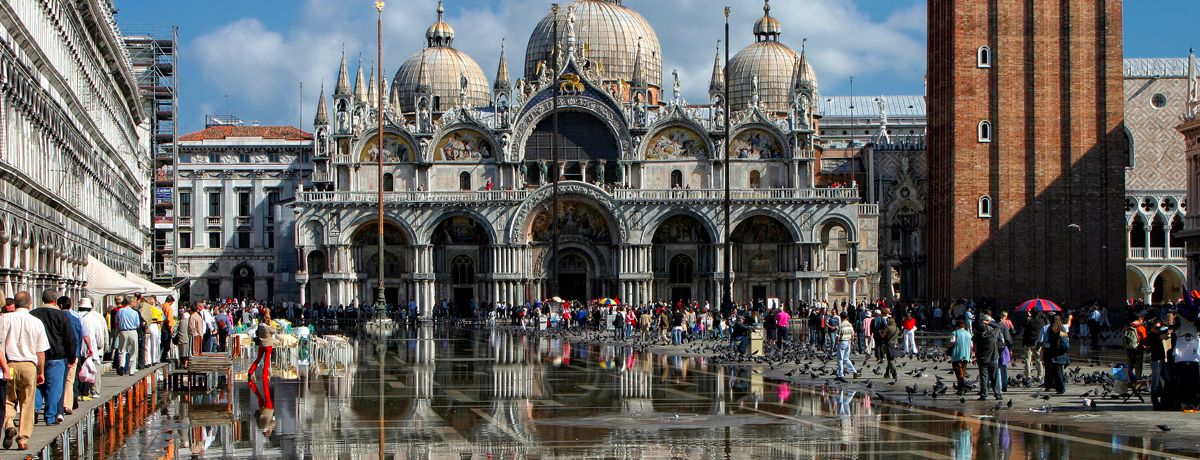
[431,215,491,317]
[731,215,794,303]
[526,198,617,302]
[651,214,714,305]
[1152,267,1184,304]
[351,221,411,307]
[1127,266,1147,302]
[523,111,620,184]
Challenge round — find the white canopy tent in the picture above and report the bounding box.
[83,255,142,296]
[124,271,176,298]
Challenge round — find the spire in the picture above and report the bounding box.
[631,36,646,87]
[416,55,432,94]
[1189,48,1199,120]
[709,42,725,95]
[494,38,511,92]
[794,38,810,88]
[314,83,329,125]
[354,59,367,103]
[367,67,378,108]
[335,49,351,96]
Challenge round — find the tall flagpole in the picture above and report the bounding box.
[549,3,561,301]
[375,0,387,314]
[721,6,733,318]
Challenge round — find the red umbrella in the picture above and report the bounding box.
[1015,298,1062,313]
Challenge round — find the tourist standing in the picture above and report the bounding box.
[140,298,163,366]
[835,313,858,382]
[188,304,206,357]
[114,298,141,375]
[901,314,918,357]
[77,299,105,398]
[248,309,277,380]
[1041,314,1071,395]
[58,296,87,415]
[881,316,899,380]
[974,315,1003,400]
[0,291,48,450]
[31,290,76,426]
[1022,311,1046,382]
[997,311,1015,392]
[949,319,973,395]
[174,306,194,368]
[776,307,791,346]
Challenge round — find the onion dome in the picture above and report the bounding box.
[727,0,816,112]
[524,0,662,88]
[391,0,489,113]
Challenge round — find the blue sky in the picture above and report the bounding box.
[112,0,1199,134]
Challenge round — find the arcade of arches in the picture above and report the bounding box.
[297,204,861,313]
[1126,212,1185,304]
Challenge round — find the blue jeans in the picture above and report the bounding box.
[837,341,857,377]
[672,328,683,345]
[37,359,66,425]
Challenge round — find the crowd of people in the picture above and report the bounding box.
[0,289,285,451]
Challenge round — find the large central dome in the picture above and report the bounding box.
[524,0,662,87]
[392,1,489,113]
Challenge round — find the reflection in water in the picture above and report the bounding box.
[104,326,1194,459]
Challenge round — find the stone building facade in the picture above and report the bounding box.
[0,0,149,299]
[173,122,312,302]
[292,0,879,312]
[926,0,1127,308]
[1123,58,1190,303]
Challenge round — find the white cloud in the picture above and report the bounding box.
[188,0,926,131]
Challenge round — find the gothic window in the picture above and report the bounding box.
[978,196,993,218]
[670,170,683,188]
[459,171,471,191]
[977,46,992,68]
[669,254,694,284]
[452,255,475,285]
[978,120,992,143]
[383,173,394,192]
[749,170,762,189]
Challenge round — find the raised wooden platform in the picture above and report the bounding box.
[168,355,233,392]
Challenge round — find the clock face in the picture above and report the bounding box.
[238,267,251,277]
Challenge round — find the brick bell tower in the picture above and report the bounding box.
[926,0,1126,309]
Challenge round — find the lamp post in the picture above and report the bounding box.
[549,3,561,300]
[374,0,387,315]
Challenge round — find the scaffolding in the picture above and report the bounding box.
[123,25,179,283]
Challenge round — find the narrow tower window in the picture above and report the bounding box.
[978,120,993,143]
[978,196,993,218]
[977,46,992,68]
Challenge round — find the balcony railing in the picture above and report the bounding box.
[235,217,252,228]
[206,216,222,228]
[1129,247,1185,260]
[1171,248,1184,258]
[1149,248,1165,259]
[1130,248,1146,259]
[178,216,192,227]
[296,185,861,205]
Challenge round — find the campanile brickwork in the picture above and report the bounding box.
[926,0,1126,308]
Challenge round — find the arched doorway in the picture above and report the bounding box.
[651,214,714,305]
[351,221,410,307]
[730,215,794,303]
[1126,267,1146,302]
[1152,268,1184,304]
[306,250,327,306]
[527,198,616,302]
[232,265,255,300]
[431,215,490,317]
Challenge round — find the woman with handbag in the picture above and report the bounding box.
[174,307,192,368]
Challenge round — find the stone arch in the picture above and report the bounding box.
[508,182,628,243]
[730,208,803,243]
[1151,265,1186,303]
[307,250,328,275]
[1127,265,1149,301]
[351,127,420,163]
[646,210,717,245]
[341,215,417,247]
[430,124,499,163]
[812,214,859,243]
[730,118,789,160]
[513,93,632,163]
[424,210,497,246]
[641,120,713,161]
[300,218,327,247]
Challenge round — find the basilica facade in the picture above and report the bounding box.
[292,0,878,311]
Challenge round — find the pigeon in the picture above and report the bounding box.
[1006,399,1013,408]
[1156,424,1171,433]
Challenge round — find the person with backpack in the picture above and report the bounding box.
[1124,316,1148,380]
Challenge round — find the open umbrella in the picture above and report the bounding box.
[1015,298,1062,313]
[597,298,620,306]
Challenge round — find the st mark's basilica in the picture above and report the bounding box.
[293,0,879,312]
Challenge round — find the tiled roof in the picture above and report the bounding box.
[1124,58,1191,79]
[819,95,926,119]
[179,125,312,142]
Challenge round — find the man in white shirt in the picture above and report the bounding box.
[200,305,217,353]
[0,292,48,450]
[76,299,106,398]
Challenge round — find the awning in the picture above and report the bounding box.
[124,271,176,298]
[83,255,143,296]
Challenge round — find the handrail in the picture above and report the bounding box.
[296,187,860,204]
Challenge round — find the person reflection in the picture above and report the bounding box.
[248,375,275,437]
